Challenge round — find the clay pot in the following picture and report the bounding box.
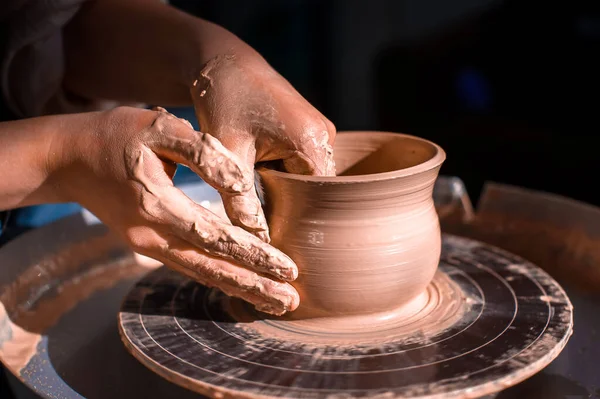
[259,132,445,317]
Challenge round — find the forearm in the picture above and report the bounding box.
[0,116,72,210]
[63,0,255,106]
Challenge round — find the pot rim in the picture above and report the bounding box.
[259,131,446,183]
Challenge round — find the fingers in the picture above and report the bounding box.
[154,237,300,315]
[199,128,270,242]
[146,108,253,194]
[221,187,270,242]
[182,201,297,280]
[148,185,297,281]
[124,163,299,315]
[284,117,336,176]
[323,117,337,147]
[147,108,269,241]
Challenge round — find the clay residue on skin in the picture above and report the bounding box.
[117,107,300,316]
[190,53,336,243]
[191,54,273,240]
[320,132,335,176]
[141,107,253,193]
[259,132,446,319]
[125,144,299,315]
[290,127,336,177]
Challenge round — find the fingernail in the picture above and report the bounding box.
[228,197,269,237]
[236,211,268,234]
[287,266,299,281]
[254,282,300,315]
[289,290,300,311]
[276,254,298,281]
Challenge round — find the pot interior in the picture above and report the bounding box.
[335,132,439,176]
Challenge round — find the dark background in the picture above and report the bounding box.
[171,0,600,206]
[1,1,600,398]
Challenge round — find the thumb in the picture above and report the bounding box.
[210,129,270,242]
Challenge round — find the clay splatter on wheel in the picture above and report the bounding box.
[119,234,573,399]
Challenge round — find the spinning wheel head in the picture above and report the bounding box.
[119,235,573,398]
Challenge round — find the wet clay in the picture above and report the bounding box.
[118,234,573,399]
[259,132,446,319]
[224,269,467,346]
[124,108,300,316]
[191,54,336,243]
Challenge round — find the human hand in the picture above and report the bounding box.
[191,52,336,242]
[57,106,300,315]
[62,0,335,242]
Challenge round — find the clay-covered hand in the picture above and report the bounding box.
[191,53,336,242]
[59,106,299,315]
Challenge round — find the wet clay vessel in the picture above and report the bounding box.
[259,132,446,318]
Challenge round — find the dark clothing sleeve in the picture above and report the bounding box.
[0,0,126,118]
[0,210,9,237]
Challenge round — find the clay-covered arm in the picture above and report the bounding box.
[63,0,336,241]
[0,108,299,315]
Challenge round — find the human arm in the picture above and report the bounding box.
[0,112,66,209]
[0,107,300,315]
[62,0,336,240]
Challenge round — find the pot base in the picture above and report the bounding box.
[222,269,465,346]
[119,234,573,399]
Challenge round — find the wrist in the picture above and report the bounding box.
[38,112,103,206]
[35,114,84,204]
[0,115,73,209]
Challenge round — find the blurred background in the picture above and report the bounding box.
[4,0,600,237]
[167,0,599,206]
[1,1,599,397]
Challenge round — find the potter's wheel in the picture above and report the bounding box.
[118,234,573,399]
